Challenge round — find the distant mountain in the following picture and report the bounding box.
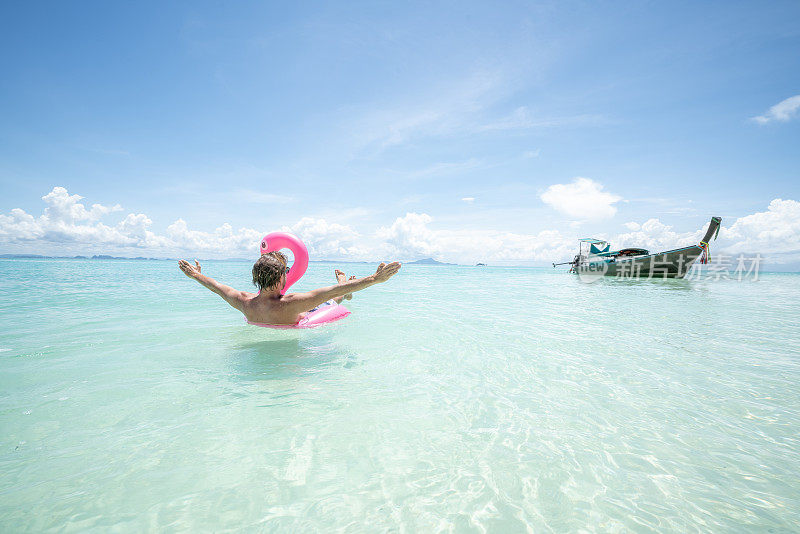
[90,255,156,260]
[0,254,392,263]
[0,255,272,262]
[407,257,455,265]
[0,254,48,259]
[0,254,463,265]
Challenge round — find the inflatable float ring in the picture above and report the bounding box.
[249,232,350,329]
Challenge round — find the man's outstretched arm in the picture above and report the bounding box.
[284,262,401,313]
[178,259,247,312]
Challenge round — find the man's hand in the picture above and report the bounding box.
[372,261,401,283]
[178,259,202,279]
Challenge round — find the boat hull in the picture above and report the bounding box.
[576,245,703,279]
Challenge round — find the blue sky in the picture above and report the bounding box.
[1,1,799,264]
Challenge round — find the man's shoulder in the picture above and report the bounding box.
[277,292,301,303]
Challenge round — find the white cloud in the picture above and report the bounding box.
[0,187,133,247]
[0,187,363,258]
[462,197,475,203]
[283,217,368,258]
[752,95,800,124]
[614,218,702,251]
[0,208,44,242]
[376,212,573,263]
[3,187,800,264]
[616,202,800,261]
[42,187,122,223]
[376,213,439,258]
[540,177,622,220]
[722,199,800,254]
[0,187,258,256]
[165,219,261,253]
[117,213,153,241]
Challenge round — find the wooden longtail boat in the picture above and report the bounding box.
[555,216,722,279]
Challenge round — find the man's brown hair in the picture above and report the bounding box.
[252,251,287,291]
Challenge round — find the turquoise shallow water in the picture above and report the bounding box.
[1,259,799,532]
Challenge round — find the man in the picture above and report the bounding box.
[178,252,401,325]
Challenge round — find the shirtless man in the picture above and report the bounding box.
[177,252,401,325]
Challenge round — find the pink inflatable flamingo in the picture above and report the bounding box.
[247,232,351,329]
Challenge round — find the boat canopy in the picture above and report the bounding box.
[579,238,610,255]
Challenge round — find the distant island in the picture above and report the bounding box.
[0,254,164,260]
[0,254,465,266]
[0,255,383,263]
[407,257,455,266]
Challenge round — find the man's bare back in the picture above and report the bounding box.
[178,259,401,326]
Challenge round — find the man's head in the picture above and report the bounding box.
[252,251,288,292]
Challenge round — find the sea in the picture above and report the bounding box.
[1,258,798,532]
